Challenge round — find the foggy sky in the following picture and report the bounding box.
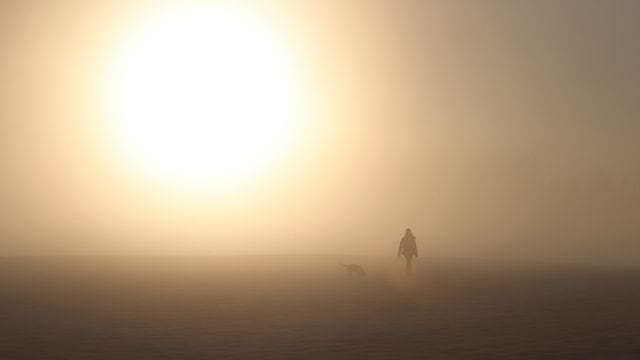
[1,0,639,264]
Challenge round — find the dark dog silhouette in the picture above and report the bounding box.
[339,262,366,277]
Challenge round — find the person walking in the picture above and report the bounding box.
[397,228,418,276]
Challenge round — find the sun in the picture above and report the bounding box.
[105,4,304,192]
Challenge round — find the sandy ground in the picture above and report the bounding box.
[1,255,639,359]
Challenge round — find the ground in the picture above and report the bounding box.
[1,255,639,359]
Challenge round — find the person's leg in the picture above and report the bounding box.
[405,255,412,276]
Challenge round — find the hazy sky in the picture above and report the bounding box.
[1,0,639,264]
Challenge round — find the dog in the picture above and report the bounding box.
[339,262,366,277]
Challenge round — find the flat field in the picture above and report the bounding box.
[1,256,639,359]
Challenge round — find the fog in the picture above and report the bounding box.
[1,0,639,264]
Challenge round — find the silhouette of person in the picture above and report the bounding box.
[397,228,418,275]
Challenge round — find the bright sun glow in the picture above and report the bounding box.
[106,4,304,192]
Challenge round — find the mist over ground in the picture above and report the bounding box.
[2,255,639,359]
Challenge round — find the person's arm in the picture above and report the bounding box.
[397,239,403,257]
[414,238,418,257]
